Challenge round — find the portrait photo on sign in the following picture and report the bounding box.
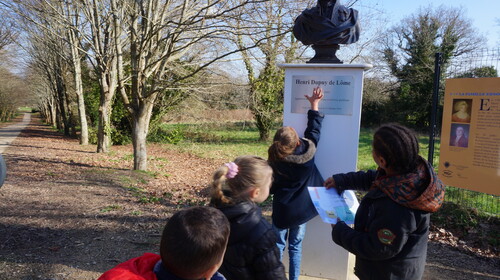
[449,123,470,148]
[451,99,472,123]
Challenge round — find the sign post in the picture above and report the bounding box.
[439,77,500,196]
[278,63,372,280]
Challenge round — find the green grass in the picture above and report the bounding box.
[153,120,497,247]
[17,107,32,112]
[100,205,122,212]
[157,122,441,171]
[445,186,499,216]
[356,128,376,170]
[156,121,496,214]
[358,128,442,171]
[156,122,271,160]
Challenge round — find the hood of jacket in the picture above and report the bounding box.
[97,253,160,280]
[372,156,445,213]
[270,138,319,194]
[218,201,262,245]
[281,138,316,165]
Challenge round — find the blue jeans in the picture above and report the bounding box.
[273,223,306,280]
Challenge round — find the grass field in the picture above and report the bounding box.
[155,120,498,216]
[154,121,438,171]
[153,120,498,246]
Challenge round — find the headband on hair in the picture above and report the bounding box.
[225,162,239,179]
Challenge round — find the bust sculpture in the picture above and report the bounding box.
[293,0,360,63]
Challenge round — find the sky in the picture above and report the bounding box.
[357,0,500,49]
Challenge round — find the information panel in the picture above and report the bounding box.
[291,75,354,115]
[439,77,500,196]
[280,63,372,280]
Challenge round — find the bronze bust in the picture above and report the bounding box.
[293,0,360,63]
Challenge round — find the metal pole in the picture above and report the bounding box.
[428,52,442,166]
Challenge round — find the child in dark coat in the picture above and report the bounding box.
[210,155,287,280]
[98,206,230,280]
[325,123,445,280]
[267,86,324,280]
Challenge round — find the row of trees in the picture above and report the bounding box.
[0,1,494,170]
[0,67,29,121]
[1,0,316,170]
[0,9,26,121]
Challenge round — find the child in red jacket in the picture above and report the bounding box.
[98,206,230,280]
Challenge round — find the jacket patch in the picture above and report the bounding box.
[377,228,396,245]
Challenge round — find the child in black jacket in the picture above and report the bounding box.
[325,123,445,280]
[267,86,324,280]
[210,155,287,280]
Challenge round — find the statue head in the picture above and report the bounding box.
[294,0,360,46]
[293,0,360,63]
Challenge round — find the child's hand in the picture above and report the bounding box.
[324,177,336,189]
[305,86,324,111]
[330,218,341,229]
[324,177,344,195]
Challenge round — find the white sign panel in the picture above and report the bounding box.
[291,75,354,115]
[279,63,372,280]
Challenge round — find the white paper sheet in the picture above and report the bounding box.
[308,187,359,224]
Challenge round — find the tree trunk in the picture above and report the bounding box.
[97,102,112,153]
[76,76,89,145]
[70,31,89,145]
[40,103,48,123]
[63,80,75,137]
[50,96,57,126]
[56,77,70,136]
[55,105,63,131]
[97,80,113,153]
[131,101,154,170]
[255,113,271,141]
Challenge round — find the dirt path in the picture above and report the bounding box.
[0,115,498,280]
[0,113,31,153]
[0,116,171,279]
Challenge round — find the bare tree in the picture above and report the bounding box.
[112,0,267,170]
[29,70,57,124]
[0,67,26,121]
[1,0,90,144]
[4,0,271,170]
[230,0,308,140]
[62,0,89,144]
[4,0,75,134]
[0,8,17,50]
[28,30,74,134]
[79,0,121,153]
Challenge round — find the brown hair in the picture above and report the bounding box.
[268,126,300,162]
[210,155,273,207]
[160,206,230,279]
[372,123,420,174]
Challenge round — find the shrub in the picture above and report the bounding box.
[148,126,185,144]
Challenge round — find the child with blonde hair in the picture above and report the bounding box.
[210,155,286,280]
